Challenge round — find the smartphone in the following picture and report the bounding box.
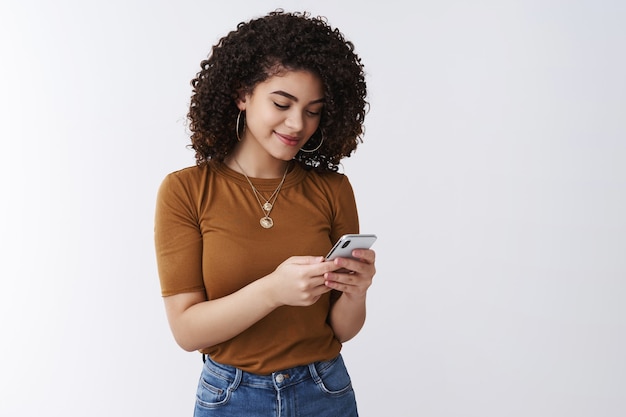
[325,234,377,260]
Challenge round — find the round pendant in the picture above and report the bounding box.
[260,216,274,229]
[263,202,273,211]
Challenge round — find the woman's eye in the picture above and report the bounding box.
[274,102,289,110]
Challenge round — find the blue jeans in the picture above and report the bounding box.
[193,354,359,417]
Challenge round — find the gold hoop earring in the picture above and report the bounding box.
[236,110,245,141]
[300,130,324,153]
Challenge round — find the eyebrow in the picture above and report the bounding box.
[271,90,325,104]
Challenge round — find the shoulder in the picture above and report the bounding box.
[156,164,213,202]
[297,167,356,209]
[159,164,211,188]
[304,167,353,192]
[164,164,207,182]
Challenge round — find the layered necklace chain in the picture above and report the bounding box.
[234,160,290,229]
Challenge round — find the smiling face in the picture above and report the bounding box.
[234,69,325,175]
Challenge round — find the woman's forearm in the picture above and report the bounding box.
[328,294,367,343]
[165,256,337,351]
[165,277,278,352]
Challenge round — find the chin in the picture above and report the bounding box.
[272,149,300,162]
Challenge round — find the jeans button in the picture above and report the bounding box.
[275,374,284,383]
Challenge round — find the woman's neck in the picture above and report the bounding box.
[225,151,290,179]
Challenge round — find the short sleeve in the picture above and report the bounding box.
[329,174,360,243]
[154,172,205,297]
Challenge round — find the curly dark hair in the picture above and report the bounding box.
[187,10,368,172]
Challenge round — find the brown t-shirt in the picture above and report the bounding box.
[154,161,359,374]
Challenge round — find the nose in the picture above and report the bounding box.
[284,110,304,132]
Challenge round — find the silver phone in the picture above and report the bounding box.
[325,234,377,260]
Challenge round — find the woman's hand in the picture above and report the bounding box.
[324,248,376,342]
[266,256,338,307]
[323,249,376,301]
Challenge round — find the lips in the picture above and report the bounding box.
[274,131,301,147]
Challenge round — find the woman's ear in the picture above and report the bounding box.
[235,90,247,111]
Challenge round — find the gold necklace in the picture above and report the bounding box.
[234,160,290,229]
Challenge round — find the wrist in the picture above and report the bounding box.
[336,291,366,304]
[255,273,283,309]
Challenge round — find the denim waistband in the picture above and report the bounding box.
[202,354,342,390]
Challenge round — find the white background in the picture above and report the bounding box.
[1,0,625,416]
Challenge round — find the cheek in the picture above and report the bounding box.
[257,110,284,130]
[246,110,276,132]
[305,118,321,135]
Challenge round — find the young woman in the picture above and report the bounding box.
[154,10,376,416]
